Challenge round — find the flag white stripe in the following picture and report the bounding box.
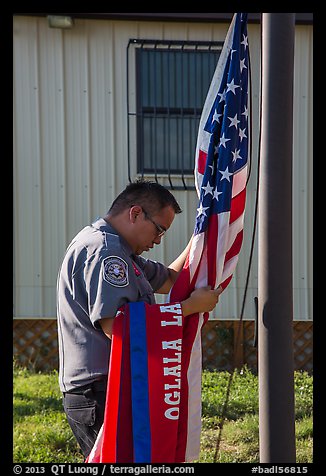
[221,255,240,283]
[232,165,248,197]
[185,314,205,462]
[194,245,208,289]
[215,212,231,286]
[226,213,245,251]
[189,232,205,282]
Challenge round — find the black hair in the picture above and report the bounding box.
[108,179,182,216]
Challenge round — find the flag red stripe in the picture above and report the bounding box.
[230,188,246,224]
[197,150,208,175]
[225,229,244,263]
[170,264,194,301]
[207,214,218,287]
[116,311,133,462]
[220,275,233,290]
[100,313,124,462]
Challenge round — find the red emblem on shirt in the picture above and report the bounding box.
[132,262,141,277]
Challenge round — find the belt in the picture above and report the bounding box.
[64,378,108,397]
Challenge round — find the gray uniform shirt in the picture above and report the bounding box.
[57,218,169,392]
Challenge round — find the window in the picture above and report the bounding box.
[127,40,222,189]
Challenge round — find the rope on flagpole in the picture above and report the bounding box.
[213,13,262,462]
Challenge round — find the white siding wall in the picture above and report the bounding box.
[13,16,313,320]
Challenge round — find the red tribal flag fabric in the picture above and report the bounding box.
[87,301,201,463]
[87,12,249,463]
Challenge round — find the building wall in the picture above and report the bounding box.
[13,15,313,320]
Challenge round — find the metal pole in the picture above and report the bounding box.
[258,13,296,463]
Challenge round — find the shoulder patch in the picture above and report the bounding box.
[103,256,129,287]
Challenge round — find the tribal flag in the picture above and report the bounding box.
[87,301,198,463]
[87,300,212,463]
[87,12,249,463]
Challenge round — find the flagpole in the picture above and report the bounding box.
[258,13,296,462]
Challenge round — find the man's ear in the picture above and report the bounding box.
[129,205,142,223]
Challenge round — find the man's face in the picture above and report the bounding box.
[133,205,175,255]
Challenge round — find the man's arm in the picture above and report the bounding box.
[97,241,192,339]
[99,286,222,339]
[155,236,193,294]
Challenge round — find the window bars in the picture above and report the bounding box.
[127,39,223,190]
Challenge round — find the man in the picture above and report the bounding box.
[57,179,221,459]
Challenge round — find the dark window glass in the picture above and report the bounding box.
[135,44,221,176]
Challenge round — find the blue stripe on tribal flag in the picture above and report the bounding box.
[129,302,151,462]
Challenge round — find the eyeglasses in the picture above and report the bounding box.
[142,209,166,237]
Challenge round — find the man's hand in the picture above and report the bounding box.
[100,285,223,338]
[181,286,223,317]
[99,317,114,339]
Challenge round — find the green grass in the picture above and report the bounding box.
[198,367,313,463]
[13,366,84,463]
[13,365,313,463]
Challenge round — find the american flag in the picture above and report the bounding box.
[169,12,249,461]
[87,13,249,464]
[177,12,249,297]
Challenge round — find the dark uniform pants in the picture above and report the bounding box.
[63,379,107,459]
